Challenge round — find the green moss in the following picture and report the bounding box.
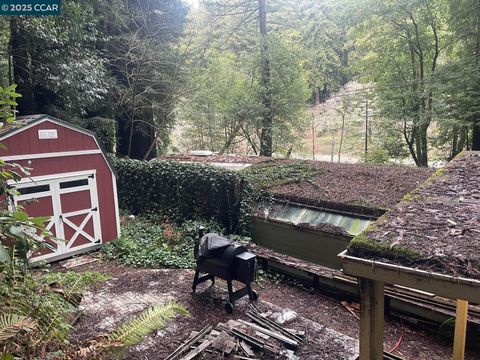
[241,161,319,191]
[348,199,378,209]
[348,231,421,262]
[432,167,445,177]
[401,191,421,202]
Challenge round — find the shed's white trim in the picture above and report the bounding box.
[2,149,102,162]
[1,117,94,141]
[112,172,121,238]
[9,170,97,185]
[13,170,102,262]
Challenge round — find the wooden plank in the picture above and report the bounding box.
[165,325,212,360]
[359,278,384,360]
[453,299,468,360]
[340,252,480,303]
[180,340,211,360]
[246,309,303,343]
[239,341,255,357]
[238,320,298,347]
[372,280,384,360]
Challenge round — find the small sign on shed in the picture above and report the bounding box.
[0,114,120,262]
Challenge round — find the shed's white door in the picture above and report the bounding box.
[12,171,102,262]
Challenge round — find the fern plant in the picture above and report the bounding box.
[0,314,37,342]
[65,302,189,360]
[108,302,189,347]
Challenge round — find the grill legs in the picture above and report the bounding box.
[225,280,258,313]
[192,269,215,293]
[227,280,257,303]
[192,270,258,313]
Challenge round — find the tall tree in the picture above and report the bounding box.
[10,0,108,117]
[106,0,187,159]
[352,0,446,166]
[258,0,274,156]
[447,0,480,150]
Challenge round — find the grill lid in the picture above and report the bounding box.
[196,233,233,261]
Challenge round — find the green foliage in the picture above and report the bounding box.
[176,51,262,153]
[0,314,37,342]
[40,270,110,291]
[362,148,392,165]
[112,158,246,233]
[241,161,318,191]
[65,301,189,359]
[11,0,109,116]
[105,0,187,159]
[0,84,21,123]
[177,17,310,156]
[0,269,109,358]
[70,117,117,153]
[103,218,223,269]
[108,302,188,348]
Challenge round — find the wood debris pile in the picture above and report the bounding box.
[165,305,303,359]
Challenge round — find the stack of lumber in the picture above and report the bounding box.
[165,305,303,359]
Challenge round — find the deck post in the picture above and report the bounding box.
[359,278,384,360]
[453,299,468,360]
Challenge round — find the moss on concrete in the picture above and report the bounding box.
[348,231,421,262]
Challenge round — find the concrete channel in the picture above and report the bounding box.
[251,201,480,347]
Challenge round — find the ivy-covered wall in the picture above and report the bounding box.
[112,158,246,233]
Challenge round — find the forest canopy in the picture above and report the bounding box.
[0,0,479,165]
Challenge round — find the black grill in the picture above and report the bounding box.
[192,228,258,313]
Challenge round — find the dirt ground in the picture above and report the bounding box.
[261,159,433,210]
[63,255,479,360]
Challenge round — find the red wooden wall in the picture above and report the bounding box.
[0,119,119,242]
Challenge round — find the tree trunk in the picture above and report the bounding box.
[472,14,480,150]
[10,18,36,114]
[418,123,428,167]
[258,0,273,157]
[127,92,136,158]
[338,113,345,163]
[364,97,368,157]
[330,130,335,162]
[220,121,242,154]
[311,113,315,160]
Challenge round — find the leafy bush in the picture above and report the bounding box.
[103,218,223,269]
[70,116,117,153]
[112,158,246,233]
[0,270,109,359]
[362,148,392,165]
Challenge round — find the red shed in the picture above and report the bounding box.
[0,114,120,262]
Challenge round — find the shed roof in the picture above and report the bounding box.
[0,114,116,177]
[348,151,480,280]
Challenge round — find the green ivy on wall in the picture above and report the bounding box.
[112,158,247,233]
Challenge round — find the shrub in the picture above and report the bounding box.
[0,270,109,358]
[103,218,223,269]
[70,116,117,153]
[112,158,246,233]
